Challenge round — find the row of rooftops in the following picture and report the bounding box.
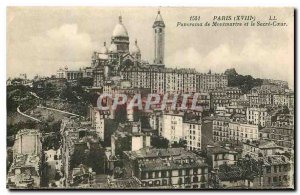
[7,128,42,187]
[249,86,294,94]
[8,154,40,179]
[106,177,142,189]
[262,155,290,166]
[124,147,196,160]
[15,129,40,137]
[122,65,227,76]
[122,147,209,171]
[61,117,93,131]
[138,157,208,171]
[243,140,283,149]
[10,154,40,170]
[216,154,290,182]
[204,113,294,127]
[183,118,202,124]
[260,125,294,132]
[62,117,100,151]
[112,121,155,137]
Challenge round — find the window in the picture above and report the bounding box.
[193,176,198,183]
[273,177,278,184]
[193,168,198,175]
[274,166,278,173]
[200,175,206,182]
[155,171,159,178]
[266,166,271,173]
[162,179,168,185]
[148,180,154,187]
[155,180,160,186]
[185,177,191,184]
[179,169,182,176]
[178,178,183,185]
[149,171,153,179]
[142,181,147,187]
[185,169,190,175]
[141,172,146,179]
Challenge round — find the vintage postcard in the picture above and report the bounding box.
[7,7,294,189]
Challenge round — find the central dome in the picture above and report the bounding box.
[112,16,129,38]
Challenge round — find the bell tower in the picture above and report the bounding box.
[153,10,165,64]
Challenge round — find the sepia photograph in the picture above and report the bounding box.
[6,7,294,190]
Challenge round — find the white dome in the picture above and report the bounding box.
[109,43,118,53]
[100,42,108,54]
[98,53,108,60]
[112,16,128,38]
[131,39,141,55]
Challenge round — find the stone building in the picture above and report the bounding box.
[259,125,294,149]
[123,147,209,189]
[7,129,42,188]
[246,107,269,127]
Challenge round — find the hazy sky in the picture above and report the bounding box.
[7,7,294,88]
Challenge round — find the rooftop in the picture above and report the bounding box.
[16,129,40,137]
[124,147,199,160]
[244,140,282,149]
[260,125,294,132]
[218,165,245,181]
[107,177,141,189]
[262,155,290,166]
[206,146,237,154]
[139,158,207,171]
[8,154,40,178]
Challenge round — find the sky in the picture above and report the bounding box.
[7,7,294,88]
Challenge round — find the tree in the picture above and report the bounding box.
[77,77,94,87]
[171,138,187,148]
[7,120,38,145]
[86,143,105,174]
[70,147,88,170]
[224,68,263,94]
[151,136,169,149]
[114,167,125,179]
[115,136,131,158]
[281,106,290,114]
[115,105,127,123]
[104,119,119,147]
[54,172,62,181]
[60,86,78,103]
